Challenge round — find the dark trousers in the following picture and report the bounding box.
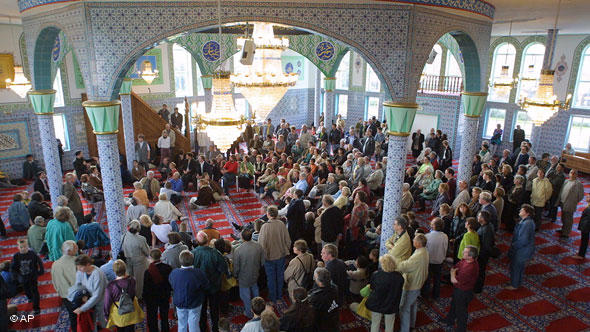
[446,288,474,332]
[117,325,135,332]
[63,298,77,332]
[22,278,40,310]
[579,232,589,257]
[474,255,489,293]
[200,292,220,332]
[422,263,442,299]
[533,206,544,230]
[146,298,170,332]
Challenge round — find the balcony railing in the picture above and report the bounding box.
[419,75,463,95]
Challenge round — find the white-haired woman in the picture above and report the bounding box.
[122,220,149,300]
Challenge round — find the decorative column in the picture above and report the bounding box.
[530,125,542,153]
[323,77,336,127]
[202,75,213,113]
[119,78,135,172]
[83,100,126,259]
[457,92,487,188]
[314,68,321,126]
[29,90,61,208]
[379,102,417,256]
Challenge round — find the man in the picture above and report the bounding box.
[158,104,170,123]
[62,173,84,226]
[181,152,197,190]
[135,134,151,170]
[479,191,498,231]
[423,218,448,300]
[258,205,291,303]
[72,151,88,180]
[452,180,470,211]
[170,249,209,332]
[444,168,456,200]
[512,145,530,171]
[51,240,78,331]
[158,130,172,161]
[206,145,220,162]
[329,123,342,151]
[321,244,348,306]
[411,129,425,158]
[385,217,412,262]
[547,163,565,222]
[164,123,176,150]
[308,267,339,332]
[361,128,375,157]
[33,171,51,202]
[23,154,41,181]
[558,169,585,238]
[170,107,183,130]
[233,229,265,318]
[286,189,306,244]
[143,249,172,332]
[262,118,274,138]
[352,157,372,186]
[499,149,512,166]
[512,124,525,152]
[202,219,220,245]
[140,171,161,201]
[367,162,384,192]
[320,195,343,246]
[395,234,429,332]
[530,168,552,231]
[445,245,479,332]
[196,155,211,177]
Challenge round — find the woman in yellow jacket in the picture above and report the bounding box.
[531,169,552,231]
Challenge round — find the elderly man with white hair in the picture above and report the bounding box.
[401,183,414,213]
[56,195,79,233]
[153,193,183,231]
[51,240,78,331]
[140,170,161,200]
[452,181,471,211]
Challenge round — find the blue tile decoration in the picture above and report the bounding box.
[120,94,136,172]
[0,121,31,160]
[202,40,221,62]
[457,115,480,187]
[37,114,63,208]
[316,41,335,61]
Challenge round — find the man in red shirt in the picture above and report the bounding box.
[444,245,479,332]
[222,155,239,195]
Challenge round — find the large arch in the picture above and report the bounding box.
[32,26,62,90]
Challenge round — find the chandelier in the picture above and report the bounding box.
[230,22,298,121]
[198,72,245,153]
[5,66,32,98]
[138,60,159,84]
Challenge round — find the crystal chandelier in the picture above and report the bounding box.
[198,72,245,153]
[231,22,298,121]
[5,66,32,98]
[138,60,159,84]
[490,65,517,98]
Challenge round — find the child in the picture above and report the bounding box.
[242,297,266,331]
[11,238,44,314]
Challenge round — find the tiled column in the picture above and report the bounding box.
[83,100,126,259]
[314,68,321,127]
[379,102,417,256]
[457,92,487,188]
[202,75,213,114]
[530,125,542,153]
[324,77,336,127]
[119,78,135,172]
[29,90,61,208]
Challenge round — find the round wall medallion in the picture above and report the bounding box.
[202,41,221,62]
[316,41,335,61]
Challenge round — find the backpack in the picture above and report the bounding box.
[296,256,314,290]
[115,283,135,315]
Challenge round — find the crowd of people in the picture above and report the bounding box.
[1,114,589,332]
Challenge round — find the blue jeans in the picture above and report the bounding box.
[510,257,526,288]
[239,284,260,318]
[264,257,285,302]
[398,289,420,332]
[222,173,236,194]
[176,305,201,332]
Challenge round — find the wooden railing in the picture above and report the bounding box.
[419,75,463,95]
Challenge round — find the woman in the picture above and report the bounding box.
[275,135,287,155]
[8,193,30,232]
[475,210,495,293]
[150,215,173,247]
[417,170,443,210]
[347,255,369,296]
[46,208,76,261]
[28,191,53,222]
[132,181,150,208]
[238,155,255,189]
[457,217,480,259]
[334,187,351,210]
[161,232,188,269]
[81,174,104,202]
[153,193,182,230]
[347,191,369,247]
[573,194,590,260]
[138,214,153,245]
[451,203,470,259]
[468,187,483,217]
[365,254,404,332]
[410,168,433,199]
[203,172,229,201]
[284,239,315,302]
[126,197,147,224]
[122,220,149,299]
[500,165,514,193]
[430,182,450,217]
[131,160,146,181]
[279,287,315,332]
[256,168,273,194]
[439,140,453,171]
[493,187,505,228]
[193,179,215,208]
[103,260,144,331]
[506,204,536,290]
[503,176,525,232]
[73,254,109,329]
[490,124,503,156]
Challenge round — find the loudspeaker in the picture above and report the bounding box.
[240,39,256,65]
[426,49,438,64]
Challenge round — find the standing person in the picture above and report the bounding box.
[233,229,265,318]
[411,129,425,158]
[395,234,429,332]
[33,171,50,201]
[320,244,348,306]
[512,125,525,152]
[423,218,448,300]
[46,208,76,261]
[444,246,479,332]
[385,217,412,262]
[158,130,172,162]
[12,239,44,314]
[158,104,170,123]
[135,134,151,171]
[171,107,183,130]
[169,250,209,332]
[73,255,109,329]
[365,254,404,332]
[192,231,228,332]
[143,249,172,332]
[308,268,339,332]
[121,220,150,300]
[474,211,495,294]
[573,194,590,260]
[161,232,188,269]
[506,204,536,290]
[63,173,84,226]
[103,260,144,331]
[558,169,585,238]
[51,240,78,331]
[320,195,343,246]
[23,154,41,181]
[279,287,315,332]
[490,124,503,156]
[286,189,306,245]
[258,205,291,303]
[530,168,552,231]
[284,239,314,302]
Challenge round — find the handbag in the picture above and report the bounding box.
[355,284,372,320]
[107,296,144,328]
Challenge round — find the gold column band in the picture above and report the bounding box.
[28,89,56,95]
[387,131,411,137]
[461,91,488,97]
[383,102,419,108]
[93,130,119,135]
[83,100,122,107]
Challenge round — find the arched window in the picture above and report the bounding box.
[422,44,443,76]
[573,45,590,107]
[489,43,517,102]
[335,51,350,90]
[173,44,193,98]
[365,63,381,93]
[53,68,64,108]
[517,43,545,101]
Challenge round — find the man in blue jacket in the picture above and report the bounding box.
[169,250,210,332]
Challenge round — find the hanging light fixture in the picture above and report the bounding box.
[231,22,298,121]
[490,21,517,97]
[138,60,159,84]
[6,65,32,98]
[519,0,571,125]
[198,72,245,153]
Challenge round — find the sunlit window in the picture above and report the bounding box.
[336,94,348,119]
[52,113,69,151]
[484,108,506,138]
[513,111,533,140]
[365,64,380,93]
[573,46,590,108]
[173,44,193,98]
[566,116,590,152]
[335,52,350,90]
[489,43,517,102]
[53,68,65,108]
[517,43,545,102]
[365,96,380,120]
[445,52,462,77]
[422,44,443,76]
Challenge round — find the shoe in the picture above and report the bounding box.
[232,222,243,231]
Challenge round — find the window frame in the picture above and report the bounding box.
[52,113,70,151]
[488,42,517,102]
[565,115,590,152]
[516,42,546,102]
[335,93,348,119]
[53,68,65,108]
[511,110,534,141]
[335,52,350,90]
[364,96,380,121]
[365,63,381,93]
[173,43,194,98]
[482,108,507,139]
[572,45,590,108]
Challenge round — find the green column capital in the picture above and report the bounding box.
[119,78,133,95]
[83,100,121,134]
[461,91,488,118]
[202,75,213,90]
[28,90,56,115]
[324,77,336,92]
[383,102,418,137]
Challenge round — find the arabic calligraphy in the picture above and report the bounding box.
[202,41,221,62]
[52,35,61,62]
[316,41,335,61]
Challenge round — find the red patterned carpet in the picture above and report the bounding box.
[1,162,590,331]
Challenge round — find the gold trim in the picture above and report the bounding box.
[324,77,336,80]
[83,100,122,107]
[33,112,55,115]
[122,78,132,82]
[93,130,119,135]
[387,131,410,137]
[541,69,555,75]
[199,118,245,126]
[464,114,482,118]
[201,75,214,78]
[383,102,419,108]
[28,89,56,95]
[462,91,488,97]
[119,93,131,95]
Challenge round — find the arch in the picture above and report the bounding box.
[32,26,61,90]
[448,30,481,92]
[567,36,590,104]
[516,41,546,101]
